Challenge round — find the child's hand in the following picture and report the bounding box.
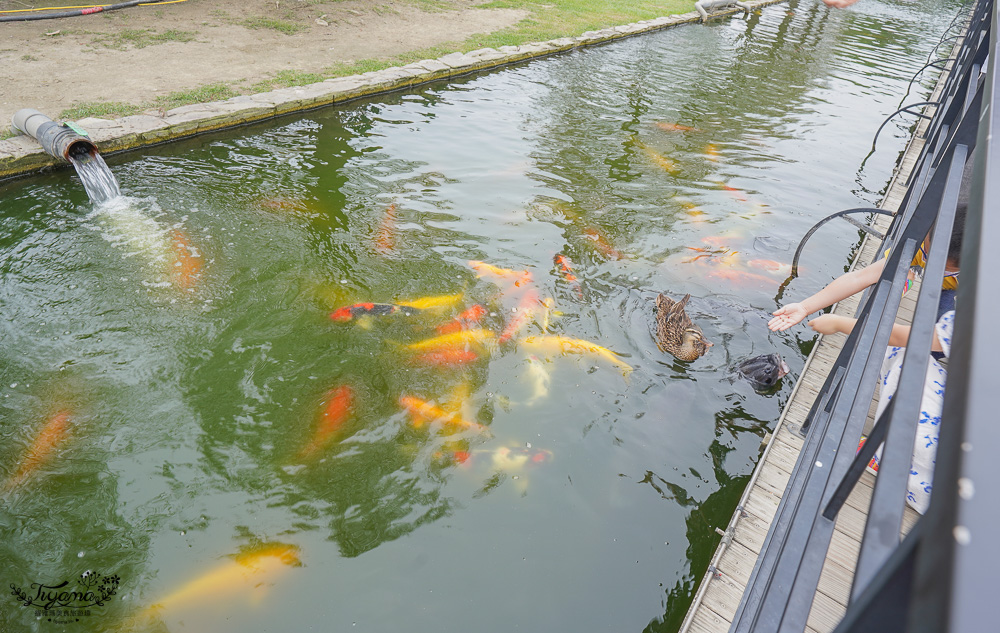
[769,303,808,331]
[808,314,851,336]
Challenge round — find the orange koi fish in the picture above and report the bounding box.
[498,289,541,345]
[330,303,422,322]
[404,329,495,353]
[722,183,749,202]
[410,348,479,366]
[468,261,533,288]
[705,144,720,162]
[2,410,72,493]
[435,304,488,335]
[701,235,732,250]
[136,544,301,622]
[633,137,678,173]
[299,385,353,458]
[169,229,202,290]
[655,122,698,132]
[553,253,584,298]
[399,395,490,435]
[748,259,791,274]
[374,203,398,256]
[582,227,623,260]
[707,269,777,287]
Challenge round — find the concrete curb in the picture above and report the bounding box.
[0,2,782,181]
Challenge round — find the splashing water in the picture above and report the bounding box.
[68,146,121,204]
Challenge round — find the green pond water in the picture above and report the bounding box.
[0,0,965,630]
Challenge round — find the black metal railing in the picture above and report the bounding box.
[728,0,999,630]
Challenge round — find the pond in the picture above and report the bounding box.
[0,0,964,630]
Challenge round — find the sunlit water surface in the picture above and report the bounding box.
[0,0,965,630]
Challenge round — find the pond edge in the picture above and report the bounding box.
[0,1,785,182]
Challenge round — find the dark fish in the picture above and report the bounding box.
[330,303,421,322]
[736,353,790,390]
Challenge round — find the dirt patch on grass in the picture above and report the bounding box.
[0,0,528,129]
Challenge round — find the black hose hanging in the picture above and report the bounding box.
[0,0,181,23]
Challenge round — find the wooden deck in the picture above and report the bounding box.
[678,42,958,633]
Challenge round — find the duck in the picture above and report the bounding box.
[655,293,712,361]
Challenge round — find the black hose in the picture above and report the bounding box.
[869,101,939,153]
[789,208,893,277]
[0,0,177,23]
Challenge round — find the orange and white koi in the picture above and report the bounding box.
[2,410,72,493]
[373,203,398,256]
[435,304,488,335]
[404,329,495,353]
[330,302,422,322]
[498,290,541,345]
[169,229,202,290]
[299,385,353,459]
[520,335,633,375]
[399,395,491,435]
[137,544,301,620]
[553,253,584,298]
[655,122,698,132]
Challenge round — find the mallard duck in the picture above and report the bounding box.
[655,293,712,361]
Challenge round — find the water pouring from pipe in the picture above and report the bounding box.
[12,108,120,203]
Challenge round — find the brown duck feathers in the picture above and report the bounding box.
[655,293,712,361]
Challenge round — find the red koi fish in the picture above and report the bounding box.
[655,122,698,132]
[2,410,72,493]
[435,304,488,335]
[553,253,584,298]
[299,385,353,458]
[330,303,422,322]
[410,348,479,366]
[374,203,398,256]
[582,227,623,260]
[170,229,202,290]
[722,183,749,202]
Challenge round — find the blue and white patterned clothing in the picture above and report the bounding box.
[873,310,954,514]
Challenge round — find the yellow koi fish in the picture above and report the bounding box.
[632,137,678,173]
[399,395,491,435]
[397,293,465,310]
[404,329,495,353]
[520,335,633,375]
[133,544,301,624]
[468,260,533,287]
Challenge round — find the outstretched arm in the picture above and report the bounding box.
[808,314,942,351]
[823,0,861,7]
[769,258,886,331]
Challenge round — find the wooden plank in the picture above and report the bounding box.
[701,569,752,623]
[808,589,848,633]
[732,508,773,554]
[828,524,862,573]
[689,604,733,633]
[816,553,854,607]
[766,437,801,473]
[716,539,760,586]
[754,460,794,499]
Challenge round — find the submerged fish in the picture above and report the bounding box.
[404,329,495,353]
[520,335,633,376]
[736,354,790,391]
[524,355,551,405]
[469,261,533,287]
[330,302,422,322]
[410,348,479,366]
[397,293,465,311]
[655,122,698,132]
[435,304,488,335]
[373,203,398,256]
[298,385,354,458]
[553,253,584,298]
[399,395,491,435]
[582,227,624,260]
[498,290,541,345]
[2,410,73,493]
[169,229,202,290]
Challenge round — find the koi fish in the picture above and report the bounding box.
[632,137,678,173]
[678,199,708,221]
[169,229,202,290]
[520,335,633,376]
[399,395,491,435]
[722,183,749,202]
[705,144,720,162]
[468,261,533,288]
[410,348,479,366]
[136,544,301,621]
[2,410,72,493]
[259,197,313,215]
[525,355,551,405]
[298,385,353,459]
[748,259,791,274]
[582,227,623,260]
[403,329,495,353]
[701,235,732,250]
[707,269,777,287]
[373,203,398,256]
[397,293,465,311]
[553,253,584,298]
[655,122,698,132]
[330,303,421,322]
[435,304,488,335]
[498,290,540,345]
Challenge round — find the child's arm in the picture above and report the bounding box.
[808,314,942,351]
[769,258,886,331]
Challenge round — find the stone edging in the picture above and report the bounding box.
[0,1,783,181]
